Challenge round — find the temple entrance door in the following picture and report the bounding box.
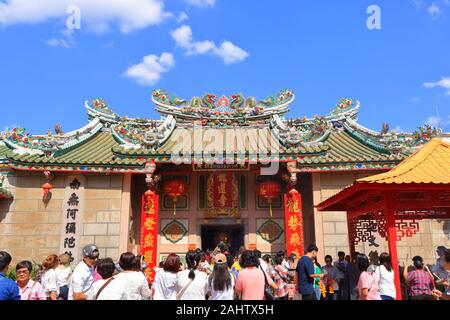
[201,225,244,253]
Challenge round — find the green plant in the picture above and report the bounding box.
[6,267,17,281]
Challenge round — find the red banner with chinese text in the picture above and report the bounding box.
[140,193,159,284]
[206,173,239,217]
[284,191,304,258]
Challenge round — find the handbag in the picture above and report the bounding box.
[260,266,274,300]
[95,277,115,300]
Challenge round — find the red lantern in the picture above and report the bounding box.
[42,182,53,200]
[257,181,281,217]
[162,180,188,217]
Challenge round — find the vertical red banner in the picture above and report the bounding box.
[284,190,304,258]
[140,193,159,284]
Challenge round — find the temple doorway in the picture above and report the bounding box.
[201,225,244,254]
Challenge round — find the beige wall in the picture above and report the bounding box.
[0,171,125,264]
[314,172,450,265]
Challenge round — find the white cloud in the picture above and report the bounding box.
[423,77,450,94]
[44,29,74,48]
[185,0,216,8]
[170,25,249,65]
[45,38,70,48]
[428,3,441,16]
[170,25,193,48]
[177,12,188,23]
[0,0,167,33]
[215,41,249,65]
[123,52,174,86]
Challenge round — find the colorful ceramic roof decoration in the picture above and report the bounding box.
[1,89,448,174]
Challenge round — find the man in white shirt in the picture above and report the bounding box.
[69,244,99,300]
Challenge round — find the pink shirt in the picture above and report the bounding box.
[93,269,102,282]
[17,280,46,300]
[357,271,381,300]
[235,267,265,300]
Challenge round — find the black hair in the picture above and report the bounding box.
[262,254,272,264]
[412,256,424,269]
[97,258,116,279]
[306,244,319,253]
[338,251,345,257]
[0,251,12,271]
[276,251,285,258]
[274,255,283,265]
[254,250,262,259]
[186,250,202,280]
[217,242,226,252]
[15,260,33,273]
[119,252,136,271]
[352,252,360,261]
[357,254,370,272]
[240,250,259,268]
[445,249,450,264]
[379,252,392,272]
[210,261,232,292]
[313,257,321,268]
[324,255,333,262]
[225,253,234,269]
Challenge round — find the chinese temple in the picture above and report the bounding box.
[0,89,449,282]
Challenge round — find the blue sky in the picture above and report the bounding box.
[0,0,449,134]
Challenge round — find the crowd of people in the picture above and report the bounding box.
[0,243,449,301]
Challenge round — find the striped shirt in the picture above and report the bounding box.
[406,270,433,297]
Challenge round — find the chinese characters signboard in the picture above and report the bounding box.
[284,190,304,258]
[140,192,159,284]
[60,176,84,264]
[206,173,239,218]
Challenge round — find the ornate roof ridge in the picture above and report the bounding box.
[1,118,104,158]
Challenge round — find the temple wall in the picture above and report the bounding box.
[314,172,450,265]
[0,172,124,264]
[155,172,288,262]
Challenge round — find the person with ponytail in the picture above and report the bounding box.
[207,253,235,300]
[377,253,396,300]
[403,255,434,300]
[176,250,208,300]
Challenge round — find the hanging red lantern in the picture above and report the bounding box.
[162,180,188,217]
[42,182,53,200]
[257,181,281,217]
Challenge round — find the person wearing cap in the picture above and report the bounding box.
[69,244,99,300]
[207,253,235,300]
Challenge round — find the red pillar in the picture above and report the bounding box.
[385,192,402,300]
[347,216,356,258]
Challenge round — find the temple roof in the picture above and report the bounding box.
[1,89,448,174]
